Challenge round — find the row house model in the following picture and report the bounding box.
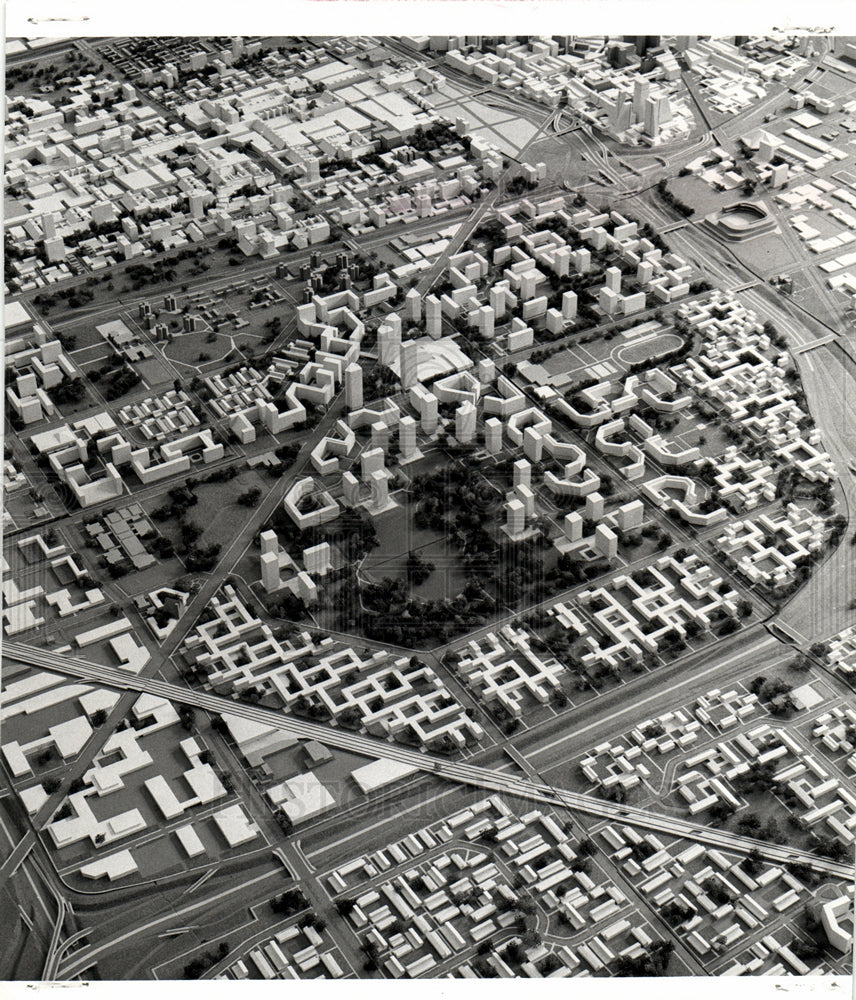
[205,363,276,421]
[600,825,839,973]
[221,922,346,981]
[116,389,201,443]
[331,794,657,978]
[181,586,484,749]
[175,276,286,329]
[694,688,762,731]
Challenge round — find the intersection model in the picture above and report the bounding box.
[2,33,855,982]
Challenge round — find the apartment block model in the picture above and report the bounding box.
[600,825,834,973]
[5,304,75,425]
[181,587,484,749]
[455,624,566,718]
[675,291,836,484]
[547,553,740,674]
[715,504,829,589]
[3,531,105,636]
[440,38,694,145]
[824,625,856,677]
[577,685,856,853]
[259,528,331,604]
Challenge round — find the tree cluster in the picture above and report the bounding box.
[182,941,230,979]
[613,940,674,976]
[656,178,694,217]
[270,888,309,916]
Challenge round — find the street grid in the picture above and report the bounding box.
[2,33,856,985]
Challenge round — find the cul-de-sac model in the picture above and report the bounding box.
[2,33,855,982]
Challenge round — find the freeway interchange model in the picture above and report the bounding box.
[2,33,856,984]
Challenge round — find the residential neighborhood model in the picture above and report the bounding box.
[3,33,856,983]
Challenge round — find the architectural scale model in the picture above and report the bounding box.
[2,33,855,983]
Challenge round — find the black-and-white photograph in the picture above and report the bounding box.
[2,20,854,992]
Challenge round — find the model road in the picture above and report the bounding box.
[4,641,851,880]
[10,391,355,841]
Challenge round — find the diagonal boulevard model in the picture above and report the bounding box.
[4,641,852,881]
